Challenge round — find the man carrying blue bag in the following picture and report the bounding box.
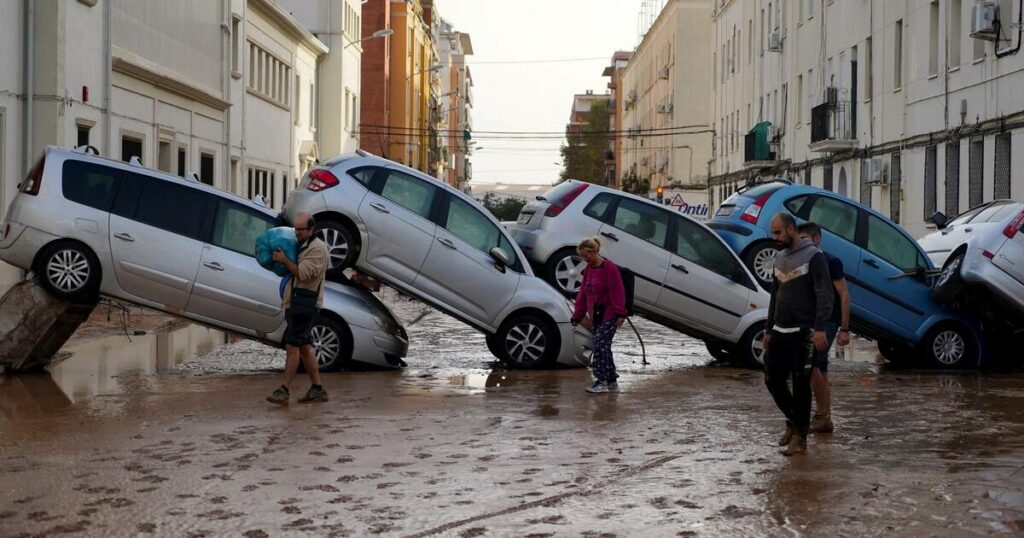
[263,212,330,405]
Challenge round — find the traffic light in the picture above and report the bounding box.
[656,185,664,203]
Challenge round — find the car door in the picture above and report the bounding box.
[795,194,863,280]
[856,212,932,338]
[597,196,671,312]
[357,168,438,285]
[992,205,1024,286]
[108,172,209,310]
[58,160,121,266]
[415,192,522,329]
[186,199,282,334]
[659,215,753,336]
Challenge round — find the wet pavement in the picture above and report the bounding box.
[2,288,1024,536]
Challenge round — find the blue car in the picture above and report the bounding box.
[708,180,985,368]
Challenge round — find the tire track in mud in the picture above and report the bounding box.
[404,453,682,537]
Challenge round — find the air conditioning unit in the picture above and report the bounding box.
[768,30,782,51]
[971,2,999,41]
[866,158,888,185]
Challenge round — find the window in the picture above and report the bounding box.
[443,195,511,265]
[231,16,241,75]
[866,215,925,271]
[248,167,273,208]
[807,0,814,19]
[924,145,937,220]
[748,19,753,63]
[200,152,214,186]
[158,140,172,173]
[807,197,858,242]
[611,198,670,248]
[294,75,301,126]
[211,200,275,257]
[76,123,91,148]
[995,133,1011,199]
[806,69,814,122]
[121,135,142,163]
[950,0,962,68]
[61,161,120,211]
[583,193,615,221]
[894,19,904,90]
[346,167,378,188]
[969,138,984,207]
[865,36,873,100]
[797,75,803,123]
[890,153,902,223]
[380,171,436,218]
[929,2,940,76]
[132,176,209,240]
[246,41,291,107]
[783,195,813,217]
[177,147,187,178]
[946,141,961,216]
[309,83,316,129]
[760,9,765,55]
[674,216,741,279]
[823,164,834,192]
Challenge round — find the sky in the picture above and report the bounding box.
[435,0,644,186]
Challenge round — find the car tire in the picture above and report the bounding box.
[921,323,977,369]
[35,240,101,303]
[932,251,967,306]
[317,220,358,270]
[877,340,914,365]
[735,322,768,368]
[743,242,779,289]
[704,341,732,362]
[485,334,503,358]
[494,314,560,369]
[545,248,586,298]
[309,315,353,372]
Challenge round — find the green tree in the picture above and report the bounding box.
[560,99,611,183]
[480,193,528,222]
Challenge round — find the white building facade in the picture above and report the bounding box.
[709,0,1024,239]
[436,18,474,190]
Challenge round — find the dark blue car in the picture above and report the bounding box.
[708,180,985,368]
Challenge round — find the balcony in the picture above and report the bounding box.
[743,121,778,170]
[809,100,858,153]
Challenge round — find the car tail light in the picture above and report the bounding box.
[740,192,772,224]
[982,250,995,260]
[544,183,589,218]
[21,157,44,196]
[306,169,340,192]
[1003,208,1024,239]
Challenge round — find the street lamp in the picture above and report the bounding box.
[343,28,393,49]
[407,63,443,81]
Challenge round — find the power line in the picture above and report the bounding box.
[467,56,609,65]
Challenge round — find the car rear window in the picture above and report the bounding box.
[539,181,583,204]
[975,202,1020,223]
[737,183,784,200]
[62,161,121,211]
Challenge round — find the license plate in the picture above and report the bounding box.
[517,212,533,225]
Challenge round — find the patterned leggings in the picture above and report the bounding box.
[591,319,619,383]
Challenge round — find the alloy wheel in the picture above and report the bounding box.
[750,328,767,365]
[554,254,586,294]
[317,228,349,269]
[932,330,966,366]
[936,256,962,288]
[753,248,778,284]
[311,324,341,367]
[46,249,90,292]
[504,322,548,365]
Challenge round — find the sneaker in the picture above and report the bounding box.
[266,386,289,405]
[607,381,620,392]
[778,424,796,447]
[585,381,609,394]
[780,434,807,457]
[298,385,329,403]
[809,414,834,434]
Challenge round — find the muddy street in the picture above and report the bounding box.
[2,292,1024,537]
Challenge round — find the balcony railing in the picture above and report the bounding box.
[743,121,776,168]
[810,100,858,152]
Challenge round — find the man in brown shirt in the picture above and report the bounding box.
[267,212,330,405]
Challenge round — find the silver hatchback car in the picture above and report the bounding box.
[281,152,593,369]
[509,180,771,365]
[0,146,408,371]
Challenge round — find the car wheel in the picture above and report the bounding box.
[310,315,353,372]
[932,252,967,306]
[921,324,977,369]
[485,334,503,358]
[735,322,767,368]
[36,241,101,303]
[743,242,779,288]
[494,314,560,369]
[545,248,586,297]
[317,220,357,270]
[704,341,732,361]
[877,340,914,365]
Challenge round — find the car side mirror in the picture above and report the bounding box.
[930,211,948,229]
[489,247,510,272]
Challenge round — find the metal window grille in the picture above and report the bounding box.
[890,153,901,224]
[924,145,937,220]
[804,166,811,185]
[823,164,833,191]
[946,141,960,216]
[995,133,1011,199]
[969,138,984,207]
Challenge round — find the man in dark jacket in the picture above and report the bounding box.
[763,212,834,456]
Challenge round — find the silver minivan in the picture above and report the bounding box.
[509,180,770,365]
[0,146,408,370]
[281,152,593,369]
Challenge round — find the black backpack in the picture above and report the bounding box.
[618,266,636,317]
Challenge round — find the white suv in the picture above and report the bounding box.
[281,152,593,369]
[509,180,770,365]
[0,146,408,371]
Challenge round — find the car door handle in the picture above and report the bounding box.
[437,237,457,250]
[671,263,689,274]
[203,262,224,271]
[600,231,619,242]
[369,202,390,213]
[113,233,135,242]
[864,259,880,269]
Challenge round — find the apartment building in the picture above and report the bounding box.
[436,17,474,190]
[709,0,1024,238]
[603,51,633,190]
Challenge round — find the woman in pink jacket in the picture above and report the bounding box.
[570,237,627,394]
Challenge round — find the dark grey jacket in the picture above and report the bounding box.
[766,238,834,332]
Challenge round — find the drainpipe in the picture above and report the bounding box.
[222,0,231,192]
[103,0,112,158]
[995,0,1024,58]
[23,0,34,175]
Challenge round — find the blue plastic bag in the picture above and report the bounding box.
[255,227,298,277]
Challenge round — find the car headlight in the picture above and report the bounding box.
[373,314,400,335]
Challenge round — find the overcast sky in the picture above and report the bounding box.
[435,0,643,186]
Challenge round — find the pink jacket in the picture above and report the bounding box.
[571,258,628,324]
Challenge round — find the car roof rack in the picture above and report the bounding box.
[737,177,792,194]
[71,145,101,156]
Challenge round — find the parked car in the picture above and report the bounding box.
[707,180,986,368]
[919,200,1024,325]
[280,151,593,369]
[0,146,408,371]
[507,180,770,365]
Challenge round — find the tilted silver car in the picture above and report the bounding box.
[919,200,1024,322]
[508,180,771,365]
[281,151,593,369]
[0,146,408,371]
